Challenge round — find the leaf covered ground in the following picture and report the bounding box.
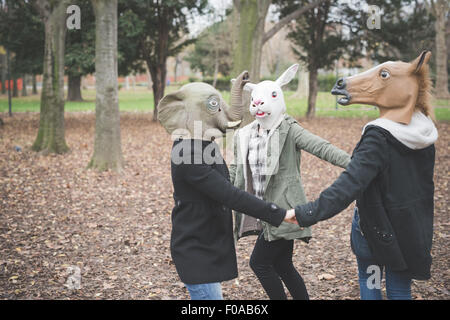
[0,113,448,300]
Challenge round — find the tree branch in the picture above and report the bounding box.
[168,37,196,56]
[262,0,327,44]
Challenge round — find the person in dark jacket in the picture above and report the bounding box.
[289,51,438,299]
[157,72,295,300]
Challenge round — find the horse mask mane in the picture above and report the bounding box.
[331,51,433,124]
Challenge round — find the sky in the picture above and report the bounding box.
[187,0,232,36]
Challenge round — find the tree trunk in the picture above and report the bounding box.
[293,66,309,98]
[12,76,18,97]
[148,62,166,122]
[32,74,38,95]
[0,54,6,95]
[231,0,325,82]
[67,74,83,101]
[22,74,27,96]
[433,0,449,98]
[231,0,270,82]
[174,55,181,83]
[306,68,318,118]
[146,67,152,90]
[32,0,69,154]
[81,76,88,90]
[88,0,123,171]
[212,47,219,88]
[232,0,325,127]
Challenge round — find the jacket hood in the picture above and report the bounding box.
[363,111,438,150]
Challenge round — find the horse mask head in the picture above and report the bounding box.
[242,64,299,130]
[157,71,249,140]
[331,51,433,124]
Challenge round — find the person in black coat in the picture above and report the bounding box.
[293,125,436,279]
[289,52,438,299]
[157,74,294,300]
[171,139,289,299]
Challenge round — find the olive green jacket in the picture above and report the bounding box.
[229,115,351,242]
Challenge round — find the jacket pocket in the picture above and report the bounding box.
[360,205,408,271]
[284,183,306,208]
[387,205,427,261]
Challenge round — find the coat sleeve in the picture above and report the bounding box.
[180,161,285,227]
[294,127,388,227]
[292,122,351,169]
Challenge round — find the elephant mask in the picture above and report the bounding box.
[157,71,249,141]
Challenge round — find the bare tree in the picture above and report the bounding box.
[428,0,449,98]
[88,0,123,171]
[32,0,70,154]
[231,0,325,81]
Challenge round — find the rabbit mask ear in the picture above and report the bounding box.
[243,82,257,92]
[275,64,299,88]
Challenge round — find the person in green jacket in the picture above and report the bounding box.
[229,64,351,300]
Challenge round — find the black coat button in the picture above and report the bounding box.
[307,210,313,216]
[270,204,277,211]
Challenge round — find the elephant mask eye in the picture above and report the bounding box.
[206,96,220,113]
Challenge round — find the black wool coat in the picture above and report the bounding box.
[295,126,435,280]
[170,139,285,284]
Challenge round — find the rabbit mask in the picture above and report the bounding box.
[244,64,299,130]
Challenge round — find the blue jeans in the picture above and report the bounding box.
[184,282,223,300]
[351,209,412,300]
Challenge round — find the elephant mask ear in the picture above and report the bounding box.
[157,90,188,135]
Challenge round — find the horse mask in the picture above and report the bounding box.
[331,51,433,124]
[158,71,249,140]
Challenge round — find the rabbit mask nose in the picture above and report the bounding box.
[253,99,264,107]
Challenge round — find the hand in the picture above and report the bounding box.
[284,209,298,225]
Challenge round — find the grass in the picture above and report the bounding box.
[1,86,449,121]
[0,89,155,113]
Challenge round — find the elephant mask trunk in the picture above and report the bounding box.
[226,71,249,121]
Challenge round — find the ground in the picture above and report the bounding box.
[0,113,448,300]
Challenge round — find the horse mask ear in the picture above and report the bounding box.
[275,64,299,88]
[157,89,188,134]
[411,50,432,74]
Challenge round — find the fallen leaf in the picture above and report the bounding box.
[318,273,336,281]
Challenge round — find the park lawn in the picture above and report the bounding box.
[0,89,155,112]
[1,87,449,121]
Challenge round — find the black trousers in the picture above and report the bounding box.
[250,232,309,300]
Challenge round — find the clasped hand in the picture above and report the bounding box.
[283,209,298,225]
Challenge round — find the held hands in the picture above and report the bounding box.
[283,209,298,225]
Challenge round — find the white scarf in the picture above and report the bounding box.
[363,112,438,150]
